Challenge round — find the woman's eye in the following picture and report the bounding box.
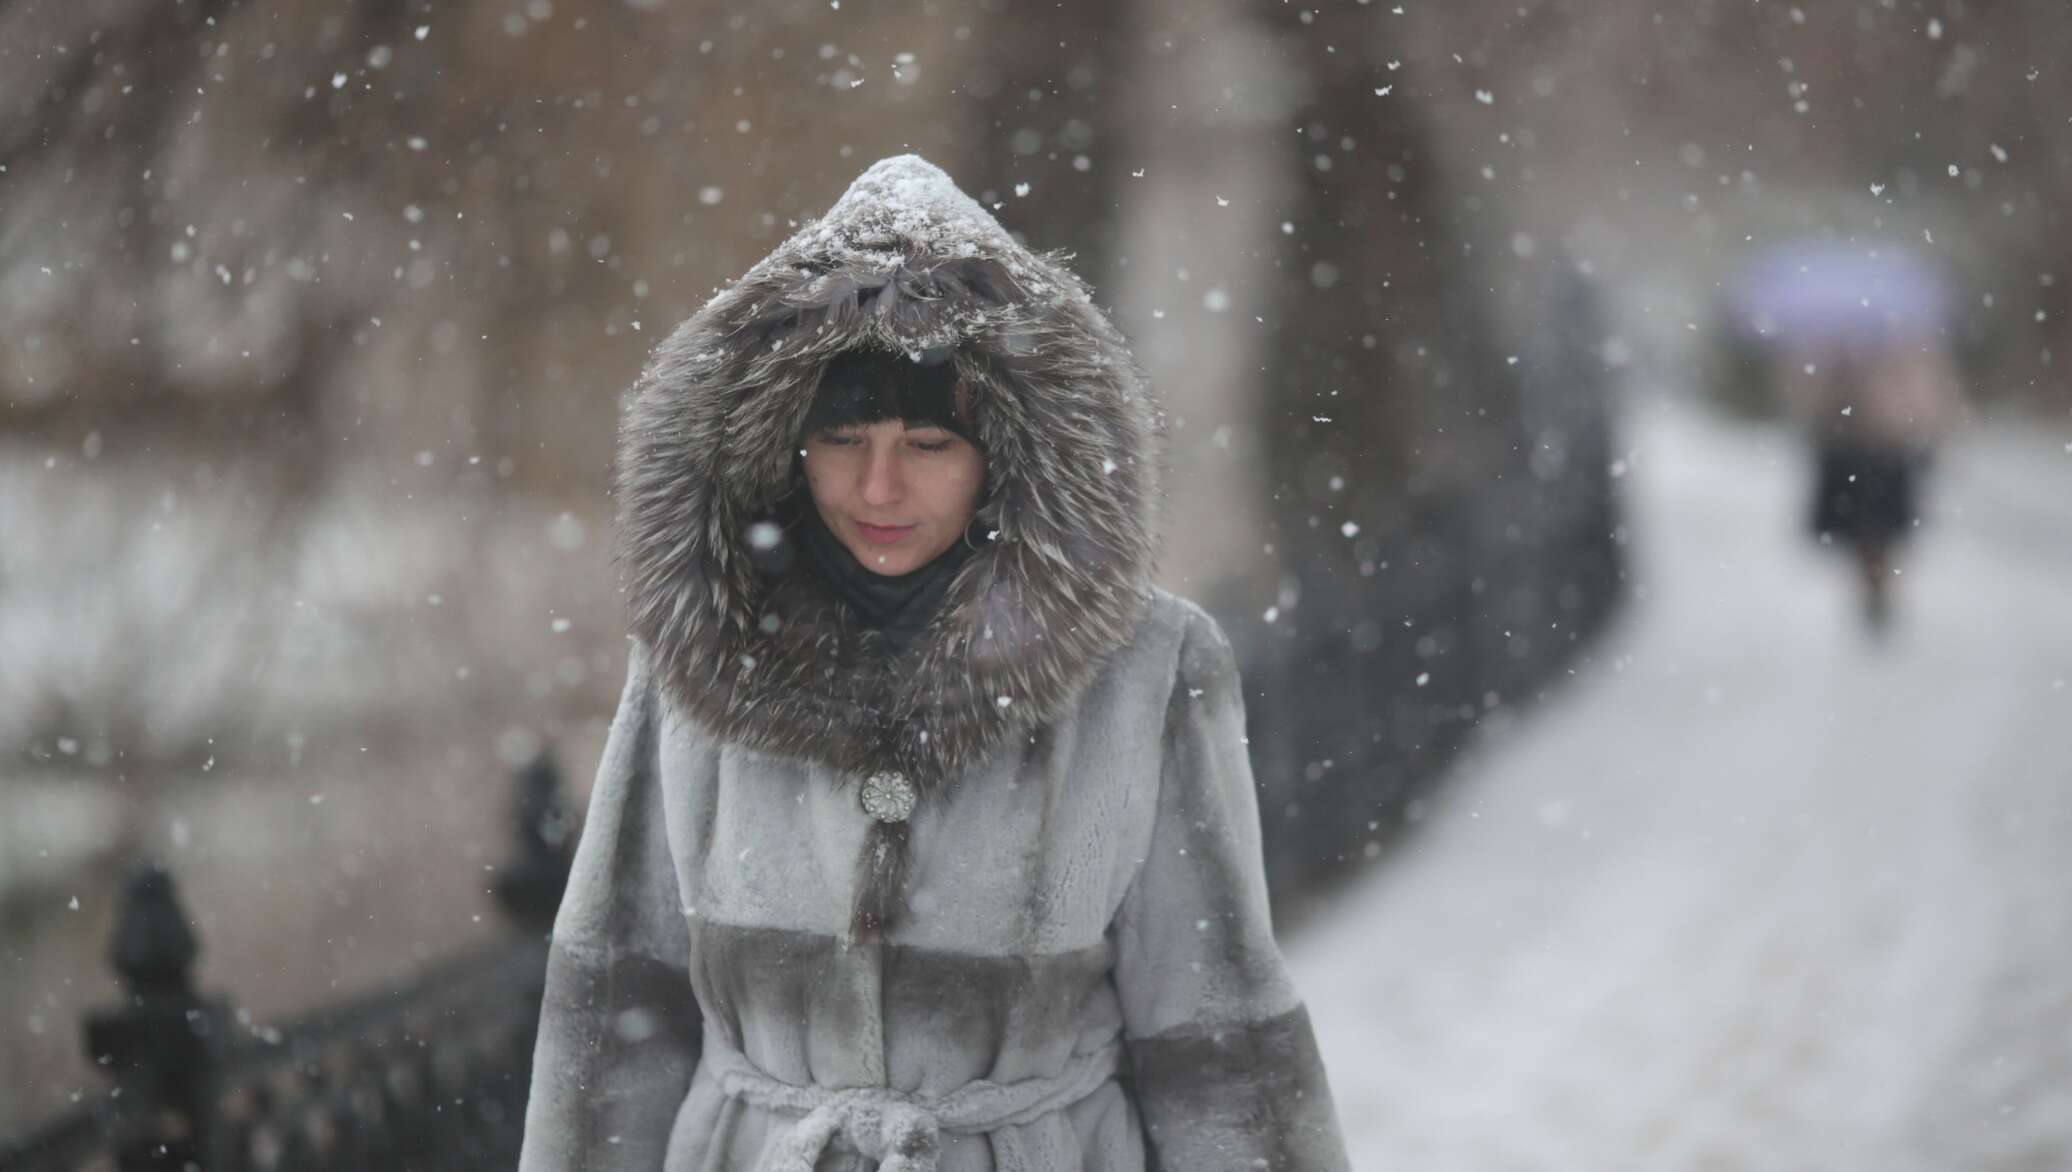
[815,432,861,447]
[910,439,953,453]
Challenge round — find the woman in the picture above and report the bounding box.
[1780,331,1962,633]
[519,155,1349,1172]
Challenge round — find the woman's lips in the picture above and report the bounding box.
[853,521,915,546]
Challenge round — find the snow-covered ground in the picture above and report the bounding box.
[1286,393,2072,1171]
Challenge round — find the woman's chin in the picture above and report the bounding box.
[845,535,962,576]
[848,544,921,575]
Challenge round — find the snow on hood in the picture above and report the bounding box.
[614,155,1163,790]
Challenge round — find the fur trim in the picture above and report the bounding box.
[616,156,1161,875]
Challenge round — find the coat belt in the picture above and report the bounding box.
[700,1032,1122,1172]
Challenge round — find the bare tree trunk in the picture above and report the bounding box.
[959,0,1132,275]
[1110,0,1294,606]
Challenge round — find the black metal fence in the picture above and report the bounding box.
[0,753,573,1172]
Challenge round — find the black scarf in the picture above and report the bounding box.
[793,506,974,655]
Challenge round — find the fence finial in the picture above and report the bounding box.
[496,746,574,931]
[86,860,228,1172]
[107,862,199,996]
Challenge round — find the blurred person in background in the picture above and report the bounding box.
[1780,332,1964,634]
[516,156,1350,1172]
[1735,241,1966,636]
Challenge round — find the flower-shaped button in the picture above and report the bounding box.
[859,771,917,823]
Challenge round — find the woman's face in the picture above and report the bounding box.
[802,420,984,575]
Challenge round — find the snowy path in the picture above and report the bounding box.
[1284,395,2072,1171]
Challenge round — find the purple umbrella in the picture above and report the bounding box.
[1728,239,1951,345]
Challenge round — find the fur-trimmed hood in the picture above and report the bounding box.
[615,155,1162,796]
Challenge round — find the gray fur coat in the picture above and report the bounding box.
[518,156,1349,1172]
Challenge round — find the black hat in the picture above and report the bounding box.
[800,347,975,443]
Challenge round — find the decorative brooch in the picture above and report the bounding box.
[859,770,918,824]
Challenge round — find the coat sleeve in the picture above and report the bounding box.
[518,640,702,1172]
[1113,607,1351,1172]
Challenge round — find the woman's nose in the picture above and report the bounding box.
[859,444,903,506]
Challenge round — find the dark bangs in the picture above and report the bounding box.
[801,348,974,441]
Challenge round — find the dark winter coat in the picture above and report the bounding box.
[517,155,1350,1172]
